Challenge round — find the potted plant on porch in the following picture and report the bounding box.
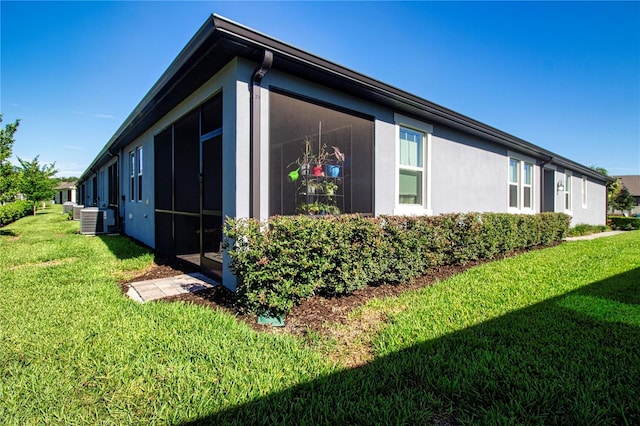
[287,137,346,215]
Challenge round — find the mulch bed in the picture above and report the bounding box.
[119,245,556,336]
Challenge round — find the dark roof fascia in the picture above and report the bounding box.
[79,14,610,184]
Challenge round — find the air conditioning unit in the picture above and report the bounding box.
[63,202,75,214]
[72,205,84,221]
[80,208,115,235]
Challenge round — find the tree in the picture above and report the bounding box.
[611,186,636,216]
[16,156,58,215]
[590,165,621,212]
[0,115,21,203]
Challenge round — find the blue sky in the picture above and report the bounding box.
[1,1,639,177]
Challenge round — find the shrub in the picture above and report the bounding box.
[568,223,610,237]
[224,212,570,316]
[0,200,34,227]
[608,216,640,230]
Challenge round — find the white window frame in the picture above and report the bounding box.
[507,152,535,213]
[394,113,432,215]
[136,146,143,202]
[581,177,588,209]
[509,158,521,210]
[565,172,573,213]
[129,150,135,201]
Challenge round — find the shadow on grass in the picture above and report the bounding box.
[95,234,199,274]
[95,234,153,260]
[0,229,17,236]
[184,268,640,425]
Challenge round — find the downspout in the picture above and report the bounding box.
[249,49,274,219]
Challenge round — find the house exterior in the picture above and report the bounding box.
[613,175,640,215]
[54,181,77,204]
[77,15,610,289]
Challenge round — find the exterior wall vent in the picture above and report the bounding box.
[80,208,116,235]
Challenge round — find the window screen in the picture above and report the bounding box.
[269,91,374,216]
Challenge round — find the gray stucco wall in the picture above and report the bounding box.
[568,174,607,226]
[430,126,509,215]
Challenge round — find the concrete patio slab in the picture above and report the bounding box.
[127,272,219,303]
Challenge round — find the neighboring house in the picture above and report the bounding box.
[613,175,640,215]
[54,182,77,204]
[77,15,610,289]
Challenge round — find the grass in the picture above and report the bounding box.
[1,206,639,424]
[567,223,611,237]
[0,207,333,425]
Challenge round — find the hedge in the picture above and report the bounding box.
[224,212,570,316]
[608,216,640,230]
[0,200,34,227]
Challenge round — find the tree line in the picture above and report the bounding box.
[1,114,58,215]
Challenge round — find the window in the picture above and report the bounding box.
[129,151,135,201]
[108,162,119,206]
[399,127,424,205]
[137,146,143,202]
[509,157,534,211]
[509,158,520,208]
[395,115,432,214]
[565,173,572,212]
[523,162,533,209]
[582,177,588,208]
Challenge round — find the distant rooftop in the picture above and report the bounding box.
[54,181,77,190]
[614,175,640,196]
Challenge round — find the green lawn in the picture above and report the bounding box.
[1,206,638,425]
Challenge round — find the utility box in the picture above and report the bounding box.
[72,205,84,221]
[80,208,104,235]
[63,202,75,214]
[80,208,115,235]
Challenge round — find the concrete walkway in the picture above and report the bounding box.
[564,230,627,241]
[126,272,219,303]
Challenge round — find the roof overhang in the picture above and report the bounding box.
[54,182,77,190]
[80,14,611,184]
